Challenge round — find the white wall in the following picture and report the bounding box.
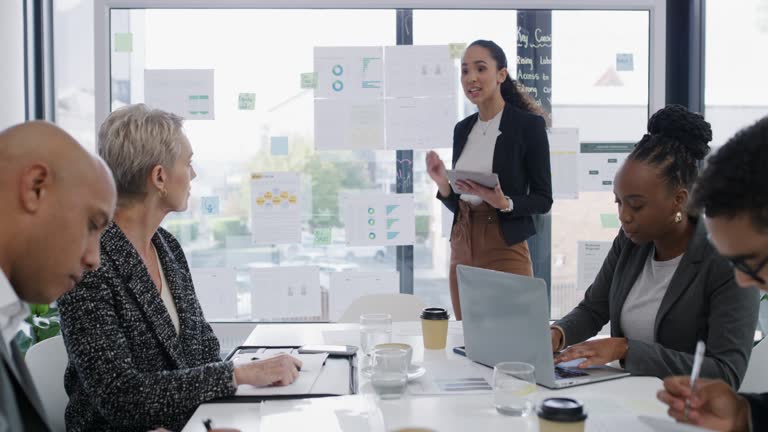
[0,1,26,129]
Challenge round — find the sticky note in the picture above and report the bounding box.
[201,196,220,215]
[270,136,289,155]
[449,43,467,59]
[313,228,332,246]
[616,53,634,71]
[114,33,133,53]
[238,93,256,110]
[601,213,620,229]
[300,72,318,89]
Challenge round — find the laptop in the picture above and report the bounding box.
[456,264,630,389]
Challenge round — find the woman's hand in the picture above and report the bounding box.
[550,328,563,352]
[453,181,508,209]
[234,353,303,387]
[554,337,628,368]
[425,151,451,197]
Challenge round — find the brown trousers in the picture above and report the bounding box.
[449,201,533,320]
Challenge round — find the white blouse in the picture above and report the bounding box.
[454,109,503,205]
[156,251,180,335]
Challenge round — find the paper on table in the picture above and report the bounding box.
[548,128,579,199]
[588,415,709,432]
[260,395,386,432]
[144,69,214,120]
[384,45,455,98]
[342,192,415,246]
[329,271,399,322]
[384,96,456,150]
[577,241,612,291]
[191,268,237,320]
[250,172,301,245]
[250,266,321,320]
[408,360,493,395]
[233,353,329,396]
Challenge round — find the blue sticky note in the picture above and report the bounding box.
[270,136,289,155]
[201,196,220,215]
[616,53,634,71]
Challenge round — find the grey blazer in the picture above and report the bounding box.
[555,220,759,388]
[58,223,236,432]
[0,332,51,432]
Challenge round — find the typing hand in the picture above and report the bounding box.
[657,376,750,431]
[234,353,303,387]
[454,181,507,209]
[554,337,628,368]
[550,328,563,352]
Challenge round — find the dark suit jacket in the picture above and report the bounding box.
[58,223,235,432]
[0,332,51,432]
[438,103,553,246]
[555,220,759,388]
[742,393,768,430]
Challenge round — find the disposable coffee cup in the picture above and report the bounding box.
[537,398,587,432]
[420,308,449,350]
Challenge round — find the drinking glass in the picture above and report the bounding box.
[492,362,536,416]
[370,347,409,399]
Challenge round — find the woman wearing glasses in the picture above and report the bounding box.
[551,105,759,387]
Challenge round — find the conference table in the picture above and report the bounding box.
[182,321,683,431]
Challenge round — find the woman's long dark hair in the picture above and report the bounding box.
[467,39,547,119]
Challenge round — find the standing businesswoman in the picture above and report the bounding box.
[552,105,759,388]
[426,40,553,320]
[58,104,301,432]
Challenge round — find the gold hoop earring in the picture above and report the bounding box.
[674,211,683,223]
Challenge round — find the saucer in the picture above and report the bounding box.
[362,364,426,381]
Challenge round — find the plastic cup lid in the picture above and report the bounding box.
[537,398,587,422]
[420,308,449,320]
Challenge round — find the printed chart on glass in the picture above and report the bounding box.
[144,69,215,120]
[547,128,579,199]
[579,143,633,191]
[191,268,238,320]
[328,271,399,322]
[250,266,321,320]
[313,45,456,151]
[342,192,415,247]
[250,172,301,245]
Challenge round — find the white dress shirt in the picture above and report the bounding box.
[455,109,503,205]
[0,269,29,353]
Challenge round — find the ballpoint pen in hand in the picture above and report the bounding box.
[202,418,213,431]
[684,341,706,420]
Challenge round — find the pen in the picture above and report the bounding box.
[684,341,706,420]
[202,418,212,431]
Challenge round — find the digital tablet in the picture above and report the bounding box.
[445,170,499,194]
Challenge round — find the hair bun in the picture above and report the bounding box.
[647,104,712,160]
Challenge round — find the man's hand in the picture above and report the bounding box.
[657,376,751,431]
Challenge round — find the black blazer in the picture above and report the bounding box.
[0,331,51,432]
[438,103,553,246]
[58,223,235,432]
[555,221,759,388]
[743,393,768,429]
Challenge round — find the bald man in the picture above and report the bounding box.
[0,121,117,432]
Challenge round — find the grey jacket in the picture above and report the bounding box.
[58,223,236,432]
[555,220,759,388]
[0,331,51,432]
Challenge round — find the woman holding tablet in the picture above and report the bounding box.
[426,40,552,320]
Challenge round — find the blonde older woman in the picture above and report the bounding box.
[58,104,301,432]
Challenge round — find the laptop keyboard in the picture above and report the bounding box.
[554,366,589,379]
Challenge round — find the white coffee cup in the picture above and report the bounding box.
[375,343,413,367]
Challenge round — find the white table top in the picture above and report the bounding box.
[183,322,680,432]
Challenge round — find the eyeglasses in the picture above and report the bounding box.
[725,255,768,285]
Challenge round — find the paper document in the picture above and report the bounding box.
[548,128,580,199]
[191,268,237,320]
[249,266,321,320]
[408,360,493,395]
[314,46,384,99]
[384,97,456,150]
[577,241,612,291]
[342,193,415,246]
[144,69,214,120]
[329,271,399,322]
[250,172,301,245]
[232,352,329,396]
[384,45,455,98]
[579,142,633,191]
[314,98,385,150]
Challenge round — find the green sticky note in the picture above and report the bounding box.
[448,43,467,59]
[601,213,620,229]
[313,228,332,246]
[114,33,133,53]
[238,93,256,110]
[300,72,318,89]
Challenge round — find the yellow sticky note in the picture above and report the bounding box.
[449,43,467,59]
[114,33,133,53]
